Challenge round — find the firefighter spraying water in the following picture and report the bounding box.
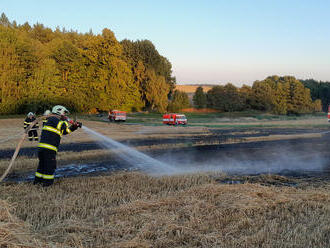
[34,105,82,187]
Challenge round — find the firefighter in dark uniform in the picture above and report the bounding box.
[33,105,82,187]
[24,112,39,141]
[42,110,51,127]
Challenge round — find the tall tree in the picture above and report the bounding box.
[121,39,176,94]
[239,84,253,110]
[301,79,330,111]
[251,81,274,111]
[0,14,186,114]
[207,85,225,110]
[222,83,243,111]
[193,86,207,109]
[168,90,191,112]
[0,13,11,27]
[144,69,169,112]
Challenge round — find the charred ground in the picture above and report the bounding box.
[1,120,330,186]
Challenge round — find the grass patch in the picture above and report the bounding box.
[68,112,328,127]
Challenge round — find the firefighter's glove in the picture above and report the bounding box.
[69,123,79,132]
[69,122,82,132]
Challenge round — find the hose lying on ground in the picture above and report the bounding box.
[0,118,40,183]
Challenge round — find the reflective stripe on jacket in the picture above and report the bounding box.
[24,117,39,129]
[38,116,71,152]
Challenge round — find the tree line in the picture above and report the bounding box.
[193,76,322,115]
[300,79,330,112]
[0,13,176,114]
[1,13,327,115]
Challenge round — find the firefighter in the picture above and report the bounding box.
[24,112,39,141]
[33,105,82,187]
[42,110,51,127]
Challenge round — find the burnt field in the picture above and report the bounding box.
[1,120,330,185]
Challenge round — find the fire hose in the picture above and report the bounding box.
[0,118,40,183]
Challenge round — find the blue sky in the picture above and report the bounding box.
[1,0,329,86]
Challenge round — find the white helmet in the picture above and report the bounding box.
[43,110,51,116]
[27,112,34,117]
[52,105,69,116]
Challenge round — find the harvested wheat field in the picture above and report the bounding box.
[175,84,214,94]
[0,115,330,247]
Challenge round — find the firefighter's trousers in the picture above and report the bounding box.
[28,129,38,141]
[34,148,56,187]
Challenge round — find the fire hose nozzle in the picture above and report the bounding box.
[68,119,82,128]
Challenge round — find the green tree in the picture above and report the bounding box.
[193,86,207,109]
[272,83,287,114]
[283,77,312,114]
[121,39,176,94]
[206,84,243,112]
[0,14,175,114]
[29,23,55,44]
[207,85,225,110]
[301,79,330,111]
[222,83,243,111]
[0,26,37,113]
[239,85,253,110]
[251,81,274,111]
[168,90,191,112]
[0,13,11,27]
[253,76,317,115]
[312,99,322,112]
[144,69,169,112]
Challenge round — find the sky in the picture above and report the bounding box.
[1,0,329,86]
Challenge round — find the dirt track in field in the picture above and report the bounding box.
[1,117,330,184]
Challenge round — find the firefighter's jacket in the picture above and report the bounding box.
[42,117,48,127]
[24,117,39,130]
[38,116,73,152]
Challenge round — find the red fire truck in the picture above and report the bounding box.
[108,110,127,122]
[163,113,187,125]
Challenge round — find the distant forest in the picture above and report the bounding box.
[0,13,175,114]
[300,79,330,112]
[0,13,329,115]
[193,76,325,115]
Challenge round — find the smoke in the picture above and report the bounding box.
[83,126,328,177]
[154,141,327,176]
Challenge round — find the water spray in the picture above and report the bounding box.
[81,126,180,175]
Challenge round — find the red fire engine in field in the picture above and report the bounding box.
[163,113,187,125]
[108,110,127,122]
